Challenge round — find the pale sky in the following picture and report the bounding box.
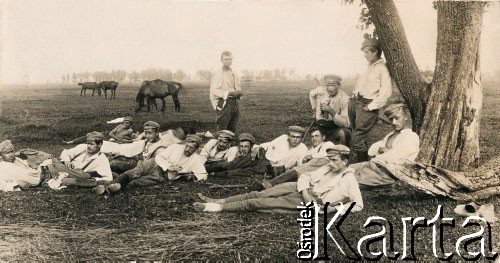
[0,0,499,84]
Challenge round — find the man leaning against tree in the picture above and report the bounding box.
[348,37,393,163]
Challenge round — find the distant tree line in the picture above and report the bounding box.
[61,68,191,84]
[61,68,440,84]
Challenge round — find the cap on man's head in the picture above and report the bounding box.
[123,117,133,123]
[325,144,351,156]
[288,126,306,136]
[324,74,342,85]
[0,140,14,153]
[185,134,202,145]
[143,121,160,131]
[86,131,105,141]
[384,103,406,119]
[218,130,235,141]
[361,37,381,50]
[239,133,255,144]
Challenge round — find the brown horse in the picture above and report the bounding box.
[97,81,119,99]
[78,82,98,96]
[135,79,182,113]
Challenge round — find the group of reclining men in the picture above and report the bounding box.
[0,102,419,213]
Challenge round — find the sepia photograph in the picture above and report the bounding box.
[0,0,499,261]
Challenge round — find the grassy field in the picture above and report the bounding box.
[0,81,498,261]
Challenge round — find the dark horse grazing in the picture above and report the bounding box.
[78,82,99,96]
[97,81,119,99]
[135,79,182,113]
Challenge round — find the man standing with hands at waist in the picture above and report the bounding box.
[349,37,393,163]
[210,51,243,133]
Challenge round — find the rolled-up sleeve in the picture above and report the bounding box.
[60,144,86,163]
[155,146,175,171]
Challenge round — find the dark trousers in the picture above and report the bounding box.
[206,152,267,177]
[348,98,379,152]
[216,98,240,132]
[46,162,106,188]
[314,120,352,147]
[115,159,166,188]
[109,156,138,174]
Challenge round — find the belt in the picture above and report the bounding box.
[353,94,373,104]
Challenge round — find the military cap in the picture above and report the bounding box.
[324,74,342,85]
[185,134,202,145]
[86,131,105,141]
[218,130,236,141]
[288,126,306,135]
[384,103,406,119]
[143,121,160,130]
[0,140,14,153]
[361,37,381,50]
[238,133,255,144]
[325,144,351,156]
[123,117,133,123]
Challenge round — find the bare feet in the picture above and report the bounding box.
[193,202,222,212]
[193,202,206,212]
[197,193,224,204]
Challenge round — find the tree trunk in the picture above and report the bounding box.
[363,0,428,132]
[417,1,485,171]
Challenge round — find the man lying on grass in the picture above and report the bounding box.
[94,134,206,194]
[200,130,237,164]
[0,140,51,191]
[351,103,419,186]
[107,121,170,174]
[63,116,138,144]
[259,127,335,189]
[45,131,113,188]
[205,133,267,177]
[194,145,363,213]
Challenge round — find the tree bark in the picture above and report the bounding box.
[363,0,428,132]
[372,155,500,200]
[417,1,485,171]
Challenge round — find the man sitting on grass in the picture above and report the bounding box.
[205,133,267,177]
[45,131,113,188]
[0,140,51,191]
[351,103,420,186]
[194,145,363,214]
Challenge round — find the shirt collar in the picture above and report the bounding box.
[370,58,384,67]
[222,66,232,72]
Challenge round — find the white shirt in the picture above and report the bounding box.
[297,166,363,212]
[60,144,112,181]
[199,139,236,163]
[209,67,242,110]
[155,144,207,181]
[353,59,393,111]
[300,141,336,163]
[368,128,420,163]
[258,134,308,169]
[0,157,42,188]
